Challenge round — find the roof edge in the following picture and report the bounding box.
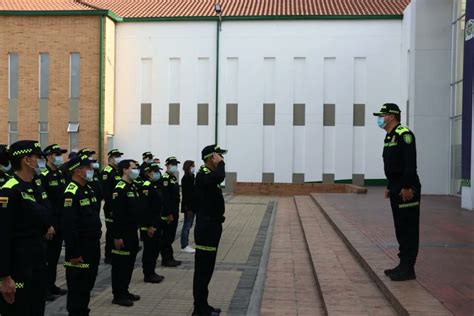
[0,10,123,22]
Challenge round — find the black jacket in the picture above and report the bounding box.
[195,162,226,222]
[61,181,102,260]
[383,124,421,189]
[40,165,67,230]
[140,179,163,229]
[112,180,141,239]
[181,173,196,213]
[100,164,121,217]
[161,172,180,216]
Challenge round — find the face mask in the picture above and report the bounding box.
[84,169,94,182]
[91,162,100,170]
[169,165,178,173]
[0,162,11,173]
[147,159,153,164]
[377,116,387,129]
[114,157,123,165]
[35,158,46,175]
[190,167,196,174]
[130,169,140,180]
[53,156,64,167]
[151,172,161,182]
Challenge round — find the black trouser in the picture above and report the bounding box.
[161,212,179,262]
[65,238,100,316]
[46,231,63,292]
[0,240,47,316]
[111,231,138,298]
[141,227,162,276]
[389,183,421,269]
[193,220,223,312]
[104,219,113,260]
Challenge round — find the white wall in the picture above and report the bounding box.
[114,19,404,183]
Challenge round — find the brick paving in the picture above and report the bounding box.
[312,188,474,316]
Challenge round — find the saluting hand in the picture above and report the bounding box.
[0,276,16,304]
[212,153,223,164]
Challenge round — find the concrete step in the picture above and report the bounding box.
[294,195,396,316]
[311,193,453,316]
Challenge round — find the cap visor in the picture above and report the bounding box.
[218,149,228,155]
[373,112,382,116]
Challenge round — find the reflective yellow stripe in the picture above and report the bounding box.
[395,125,410,136]
[64,262,90,269]
[80,198,91,206]
[0,281,24,289]
[195,245,217,252]
[2,178,19,189]
[104,218,114,223]
[21,192,36,202]
[140,227,156,231]
[384,142,398,147]
[112,249,130,256]
[161,216,168,220]
[398,202,420,209]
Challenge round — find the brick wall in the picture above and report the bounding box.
[0,16,101,153]
[234,182,367,196]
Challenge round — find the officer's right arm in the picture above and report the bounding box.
[200,161,226,186]
[0,188,17,278]
[62,192,81,259]
[112,186,127,239]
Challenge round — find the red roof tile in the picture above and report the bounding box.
[0,0,411,18]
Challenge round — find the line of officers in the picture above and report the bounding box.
[0,140,228,316]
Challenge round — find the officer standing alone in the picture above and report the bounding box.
[374,103,421,281]
[192,145,227,316]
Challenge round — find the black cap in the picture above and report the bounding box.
[165,156,181,165]
[142,151,153,160]
[373,103,401,116]
[201,144,228,160]
[108,149,123,158]
[78,148,96,156]
[66,154,97,172]
[43,144,67,156]
[9,140,45,158]
[0,145,9,166]
[143,162,162,173]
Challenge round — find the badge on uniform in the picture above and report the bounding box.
[42,192,48,200]
[64,198,73,207]
[112,192,118,200]
[403,134,413,144]
[143,190,149,196]
[0,197,8,208]
[163,181,168,187]
[103,175,108,180]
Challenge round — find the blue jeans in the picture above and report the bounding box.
[181,212,196,249]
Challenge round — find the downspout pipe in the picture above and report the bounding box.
[98,15,104,166]
[215,17,221,144]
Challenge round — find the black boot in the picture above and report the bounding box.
[144,273,164,284]
[384,264,401,276]
[112,296,134,307]
[389,266,416,281]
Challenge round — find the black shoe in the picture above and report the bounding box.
[126,292,141,301]
[209,305,221,313]
[384,264,400,276]
[45,292,59,302]
[104,257,112,265]
[50,286,67,296]
[162,260,180,267]
[389,268,416,281]
[112,297,134,307]
[192,309,219,316]
[144,274,164,284]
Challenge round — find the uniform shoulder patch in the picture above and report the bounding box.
[104,166,113,173]
[116,181,126,190]
[395,125,410,136]
[403,133,413,144]
[41,169,49,176]
[65,182,79,195]
[2,178,19,190]
[162,173,170,179]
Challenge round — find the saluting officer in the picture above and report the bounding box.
[0,141,50,315]
[192,145,227,316]
[100,149,124,264]
[62,154,102,315]
[374,103,421,281]
[111,160,141,307]
[160,156,182,267]
[140,163,165,284]
[41,144,68,299]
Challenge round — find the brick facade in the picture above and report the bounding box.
[233,182,367,196]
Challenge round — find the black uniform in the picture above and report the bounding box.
[40,165,67,294]
[0,175,49,315]
[100,164,121,260]
[140,179,163,277]
[62,181,102,315]
[0,170,11,187]
[111,180,140,299]
[383,124,421,271]
[161,171,180,264]
[193,162,226,314]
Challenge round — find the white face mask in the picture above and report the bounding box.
[91,162,100,170]
[130,169,140,180]
[0,162,11,173]
[114,157,123,165]
[84,169,94,182]
[169,165,178,173]
[190,167,196,174]
[53,155,64,167]
[147,159,153,164]
[35,158,47,175]
[151,172,161,182]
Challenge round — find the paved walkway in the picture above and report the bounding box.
[46,195,274,316]
[313,188,474,316]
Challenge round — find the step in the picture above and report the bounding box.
[311,193,453,316]
[295,195,377,315]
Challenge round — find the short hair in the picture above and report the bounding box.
[394,113,401,122]
[118,159,135,176]
[10,155,22,171]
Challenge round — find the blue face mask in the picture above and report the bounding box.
[377,116,386,129]
[53,156,64,167]
[169,165,178,173]
[190,167,196,174]
[35,158,47,175]
[151,172,161,182]
[130,169,140,180]
[84,169,94,182]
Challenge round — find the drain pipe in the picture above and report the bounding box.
[214,3,222,144]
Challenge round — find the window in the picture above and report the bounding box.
[226,103,238,126]
[324,104,336,126]
[8,53,18,100]
[169,103,180,125]
[39,53,49,99]
[353,104,365,126]
[263,103,275,126]
[293,104,305,126]
[70,53,80,99]
[197,103,209,126]
[141,103,152,125]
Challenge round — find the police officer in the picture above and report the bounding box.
[100,149,124,264]
[160,156,182,267]
[140,152,154,178]
[62,154,102,315]
[41,144,68,298]
[111,160,141,307]
[0,140,50,315]
[374,103,421,281]
[0,145,12,186]
[77,148,102,206]
[140,163,165,283]
[192,145,227,316]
